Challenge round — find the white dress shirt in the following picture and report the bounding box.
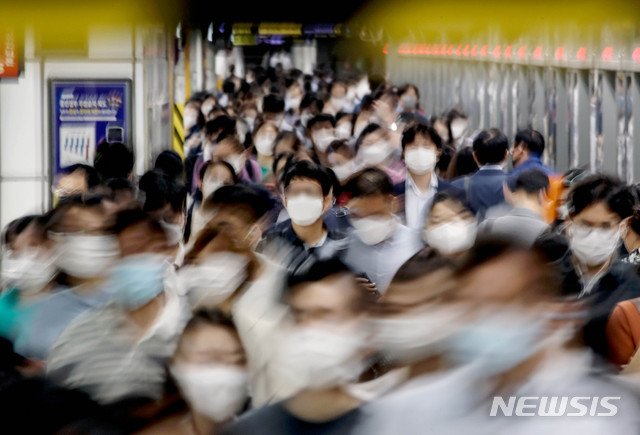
[405,172,438,230]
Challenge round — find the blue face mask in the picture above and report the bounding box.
[107,253,168,310]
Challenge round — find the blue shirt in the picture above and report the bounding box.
[509,156,554,179]
[15,287,110,360]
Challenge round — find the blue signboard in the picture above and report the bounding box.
[50,80,131,176]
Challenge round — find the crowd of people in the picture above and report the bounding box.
[3,65,640,433]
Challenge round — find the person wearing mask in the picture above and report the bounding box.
[344,168,423,294]
[222,260,370,435]
[211,131,261,183]
[139,171,187,266]
[327,139,359,184]
[47,209,188,405]
[451,129,508,218]
[186,160,238,244]
[551,167,587,232]
[94,141,135,184]
[296,93,324,146]
[478,170,550,246]
[306,114,336,163]
[16,195,118,360]
[559,174,640,358]
[253,120,280,180]
[396,84,427,125]
[324,80,349,116]
[260,161,349,274]
[334,113,355,141]
[0,215,59,351]
[445,109,469,148]
[509,128,554,178]
[422,192,477,259]
[262,94,286,129]
[139,309,249,435]
[394,122,460,231]
[354,123,404,185]
[273,131,302,159]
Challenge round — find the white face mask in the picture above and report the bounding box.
[556,205,569,220]
[183,113,198,131]
[171,364,248,422]
[335,123,352,140]
[568,224,620,267]
[313,130,335,153]
[331,97,346,111]
[225,154,244,175]
[371,306,465,364]
[56,234,120,279]
[400,95,417,111]
[359,142,392,166]
[300,112,313,128]
[254,134,276,156]
[351,216,397,245]
[201,103,214,117]
[178,252,248,308]
[423,221,477,255]
[244,117,255,131]
[160,221,184,246]
[273,326,365,392]
[1,248,58,294]
[332,161,356,182]
[203,142,214,162]
[286,96,302,111]
[286,194,325,226]
[356,80,370,100]
[450,119,468,140]
[202,180,224,199]
[404,147,437,175]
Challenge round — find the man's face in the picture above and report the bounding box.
[289,273,361,329]
[511,143,525,167]
[403,134,440,161]
[571,201,621,231]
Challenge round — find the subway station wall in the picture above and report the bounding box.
[386,47,640,183]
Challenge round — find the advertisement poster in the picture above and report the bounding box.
[50,80,131,176]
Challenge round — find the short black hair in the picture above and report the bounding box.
[61,163,101,190]
[307,114,336,130]
[94,142,134,181]
[181,308,238,337]
[207,184,272,220]
[509,169,550,194]
[392,247,453,283]
[138,171,186,214]
[346,167,393,197]
[472,129,508,165]
[300,93,324,112]
[282,160,332,197]
[430,190,472,214]
[154,150,184,183]
[205,116,236,137]
[515,129,545,157]
[111,207,165,235]
[401,122,443,150]
[263,94,285,113]
[568,173,633,219]
[354,123,383,151]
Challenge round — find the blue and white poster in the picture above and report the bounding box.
[50,80,131,175]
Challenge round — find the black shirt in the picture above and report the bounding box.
[221,401,364,435]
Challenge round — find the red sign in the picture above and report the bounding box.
[0,31,19,78]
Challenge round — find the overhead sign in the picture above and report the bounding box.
[50,80,132,175]
[0,30,19,79]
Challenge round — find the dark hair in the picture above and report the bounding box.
[181,308,238,337]
[515,129,545,157]
[61,164,101,190]
[282,160,333,197]
[446,146,479,179]
[199,160,238,189]
[472,129,508,165]
[263,94,285,113]
[436,145,455,177]
[354,123,383,151]
[307,114,336,130]
[2,215,39,247]
[94,142,134,181]
[205,116,236,137]
[138,171,186,214]
[47,194,107,233]
[105,177,135,203]
[300,93,324,113]
[509,169,550,194]
[206,184,272,220]
[154,151,184,183]
[346,167,393,197]
[391,247,453,283]
[568,174,633,219]
[398,83,420,102]
[222,78,236,95]
[401,122,443,150]
[274,131,302,155]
